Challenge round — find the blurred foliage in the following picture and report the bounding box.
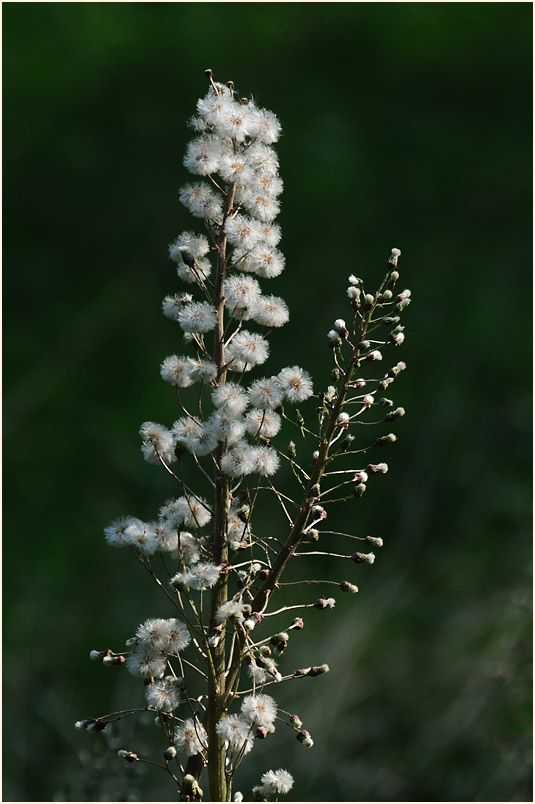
[3,3,532,802]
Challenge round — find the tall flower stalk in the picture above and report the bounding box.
[77,70,411,803]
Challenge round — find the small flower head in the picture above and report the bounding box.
[177,301,217,334]
[241,694,277,727]
[259,769,294,796]
[145,678,181,712]
[172,562,221,591]
[174,718,207,756]
[277,366,313,403]
[216,714,254,755]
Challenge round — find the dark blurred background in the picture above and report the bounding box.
[3,3,532,801]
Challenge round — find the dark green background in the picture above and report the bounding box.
[3,3,532,801]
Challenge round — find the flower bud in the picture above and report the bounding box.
[312,450,319,461]
[307,528,320,541]
[382,314,400,325]
[118,749,139,762]
[374,433,397,446]
[164,746,177,760]
[390,331,405,345]
[331,367,341,381]
[290,713,303,728]
[377,377,393,390]
[353,483,366,497]
[362,293,375,310]
[334,318,348,335]
[340,581,359,593]
[255,726,269,739]
[327,329,342,348]
[353,470,368,484]
[351,378,366,389]
[348,274,363,286]
[290,617,304,630]
[367,350,382,361]
[311,505,327,519]
[366,462,389,474]
[347,285,360,301]
[294,666,311,677]
[387,361,407,377]
[358,340,370,350]
[388,247,401,266]
[314,596,335,609]
[380,289,393,301]
[387,270,399,289]
[337,412,350,427]
[365,536,384,547]
[310,483,321,496]
[288,441,296,458]
[383,407,405,422]
[234,794,244,803]
[296,729,314,747]
[309,663,330,676]
[395,297,411,312]
[352,551,376,565]
[89,650,106,662]
[378,397,393,407]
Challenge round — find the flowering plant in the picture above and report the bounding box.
[77,70,411,802]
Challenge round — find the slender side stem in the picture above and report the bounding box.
[223,289,384,704]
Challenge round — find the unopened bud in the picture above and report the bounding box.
[387,270,400,289]
[178,246,196,268]
[307,528,320,541]
[378,397,393,407]
[312,450,319,461]
[255,726,268,739]
[340,581,359,593]
[347,285,360,301]
[288,441,296,458]
[297,729,314,747]
[358,340,370,350]
[363,394,374,406]
[337,412,350,427]
[103,653,126,666]
[118,749,139,762]
[388,361,407,378]
[363,293,375,308]
[311,505,327,519]
[348,274,363,286]
[365,536,384,547]
[294,667,311,677]
[367,350,382,361]
[374,433,397,446]
[366,462,389,474]
[164,746,177,760]
[290,714,303,729]
[310,483,321,496]
[353,470,368,484]
[395,297,411,312]
[233,794,244,803]
[382,314,400,325]
[290,617,304,630]
[309,663,330,676]
[353,483,366,497]
[389,247,401,266]
[352,551,376,565]
[331,367,341,381]
[89,650,105,662]
[314,596,335,609]
[390,331,405,345]
[380,289,393,301]
[333,318,348,335]
[327,329,342,349]
[383,407,405,422]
